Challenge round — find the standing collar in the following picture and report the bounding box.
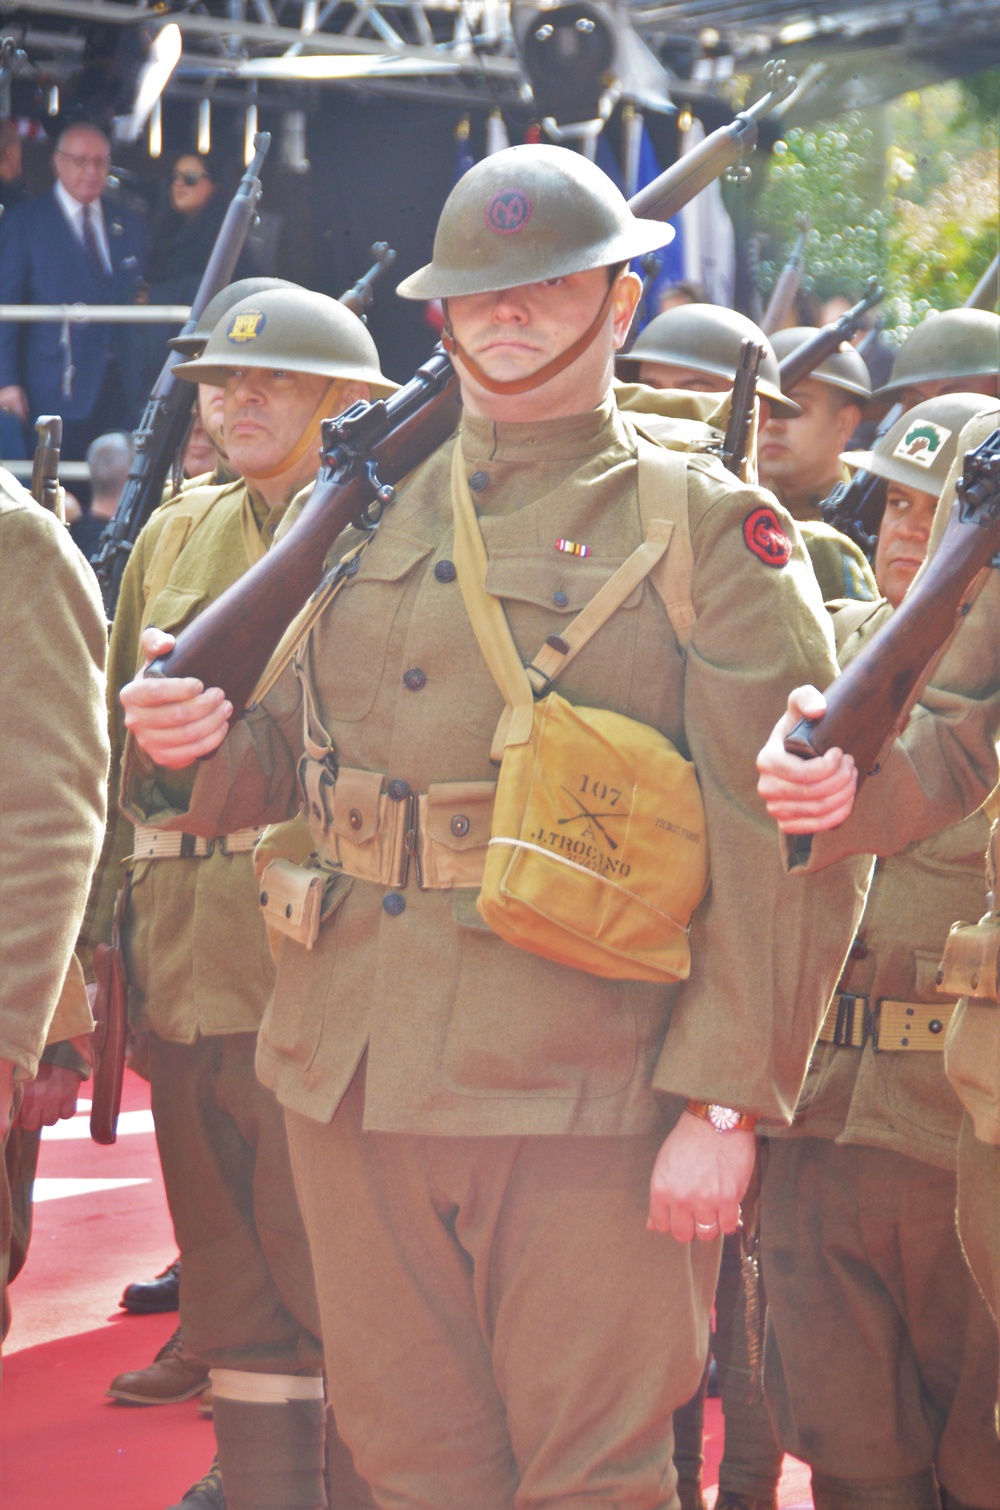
[459,393,629,464]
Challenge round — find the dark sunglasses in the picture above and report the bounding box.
[172,170,209,186]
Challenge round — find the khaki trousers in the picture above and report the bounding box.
[761,1138,1000,1507]
[957,1114,1000,1379]
[149,1032,323,1375]
[286,1064,719,1510]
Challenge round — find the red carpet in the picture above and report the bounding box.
[1,1070,813,1509]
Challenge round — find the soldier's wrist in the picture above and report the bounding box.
[685,1099,758,1133]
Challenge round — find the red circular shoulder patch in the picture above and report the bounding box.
[743,506,792,567]
[485,189,533,235]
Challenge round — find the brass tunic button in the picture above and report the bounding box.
[403,668,427,691]
[259,891,268,906]
[849,937,868,960]
[349,808,363,831]
[434,559,457,583]
[387,779,411,801]
[451,814,470,838]
[383,892,406,916]
[553,590,569,608]
[469,471,489,492]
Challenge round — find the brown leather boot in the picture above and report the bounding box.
[106,1325,210,1405]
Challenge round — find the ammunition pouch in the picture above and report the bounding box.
[939,914,1000,1001]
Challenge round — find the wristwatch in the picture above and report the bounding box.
[686,1099,758,1133]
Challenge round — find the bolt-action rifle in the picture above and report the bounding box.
[760,213,810,336]
[778,276,884,394]
[30,415,63,521]
[147,63,797,711]
[339,241,397,321]
[720,338,763,478]
[91,133,271,617]
[785,426,1000,782]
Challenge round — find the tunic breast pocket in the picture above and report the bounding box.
[143,583,210,637]
[454,550,643,741]
[313,533,431,724]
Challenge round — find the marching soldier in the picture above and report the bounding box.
[81,286,392,1510]
[760,395,1000,1510]
[0,466,108,1342]
[755,405,1000,1374]
[872,309,1000,409]
[759,329,872,522]
[117,145,869,1509]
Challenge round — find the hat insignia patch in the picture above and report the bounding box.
[893,420,952,468]
[227,309,267,344]
[485,189,533,235]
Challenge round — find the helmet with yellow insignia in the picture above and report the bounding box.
[172,286,398,397]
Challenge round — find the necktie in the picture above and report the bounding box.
[81,203,110,286]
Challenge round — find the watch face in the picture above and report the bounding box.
[708,1104,742,1132]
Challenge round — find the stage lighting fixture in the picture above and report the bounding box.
[517,2,617,136]
[198,96,211,154]
[127,22,182,142]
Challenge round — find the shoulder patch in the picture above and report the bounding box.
[743,505,792,567]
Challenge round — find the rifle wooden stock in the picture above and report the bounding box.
[761,214,809,336]
[778,277,884,394]
[147,64,796,710]
[147,352,462,710]
[785,427,1000,778]
[967,252,1000,312]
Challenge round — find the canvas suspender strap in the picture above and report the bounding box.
[449,439,686,764]
[248,533,375,709]
[634,431,695,646]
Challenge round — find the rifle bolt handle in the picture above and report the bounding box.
[783,715,820,759]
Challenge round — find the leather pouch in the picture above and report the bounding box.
[939,915,1000,1000]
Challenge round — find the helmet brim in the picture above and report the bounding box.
[396,219,675,301]
[173,354,399,399]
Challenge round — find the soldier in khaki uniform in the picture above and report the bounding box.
[757,407,1000,1323]
[82,287,393,1510]
[759,331,871,522]
[759,396,1000,1510]
[0,466,108,1341]
[872,310,1000,409]
[118,146,870,1509]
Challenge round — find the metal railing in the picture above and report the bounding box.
[0,304,192,322]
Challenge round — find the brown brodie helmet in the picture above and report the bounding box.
[619,305,801,417]
[396,144,674,396]
[171,286,397,480]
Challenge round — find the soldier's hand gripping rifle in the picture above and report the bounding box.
[784,426,1000,780]
[761,213,810,336]
[91,133,271,617]
[147,63,797,712]
[778,276,884,394]
[30,415,63,522]
[339,242,397,320]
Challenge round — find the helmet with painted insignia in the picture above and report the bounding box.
[167,277,300,358]
[873,309,1000,404]
[396,144,673,300]
[617,305,800,417]
[851,392,994,497]
[769,325,872,402]
[172,287,397,396]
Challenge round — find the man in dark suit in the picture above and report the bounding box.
[0,123,146,459]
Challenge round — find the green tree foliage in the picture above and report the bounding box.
[753,70,999,337]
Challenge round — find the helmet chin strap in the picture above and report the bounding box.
[233,379,337,483]
[441,273,624,397]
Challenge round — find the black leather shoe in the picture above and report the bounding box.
[166,1457,226,1510]
[120,1257,181,1314]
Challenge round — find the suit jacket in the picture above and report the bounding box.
[0,188,146,423]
